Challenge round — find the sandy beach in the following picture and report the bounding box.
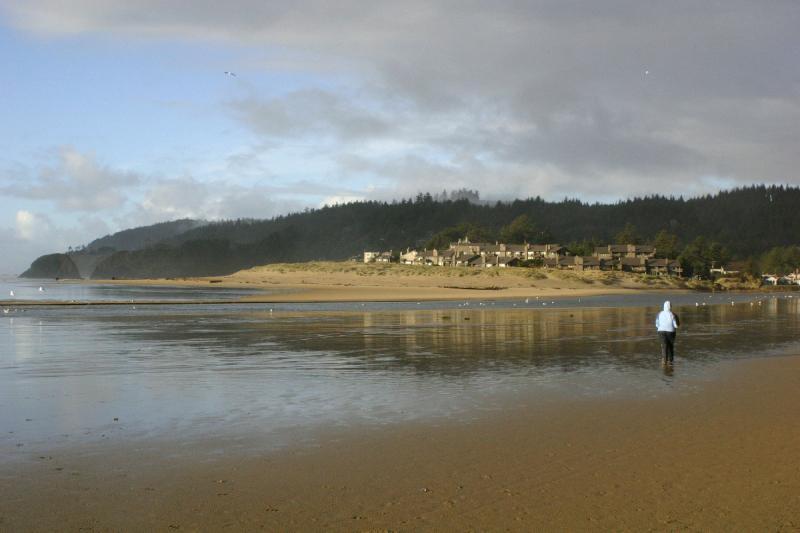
[3,352,799,531]
[87,261,695,303]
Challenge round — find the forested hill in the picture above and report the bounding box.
[21,185,800,279]
[84,218,206,253]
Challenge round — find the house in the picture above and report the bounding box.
[497,256,521,268]
[454,253,481,267]
[375,251,393,263]
[480,243,504,256]
[785,272,800,285]
[504,244,527,258]
[647,258,683,277]
[527,244,563,260]
[557,256,601,271]
[594,244,656,260]
[543,257,559,269]
[400,249,419,264]
[449,238,491,255]
[710,266,740,276]
[416,249,457,266]
[762,274,779,285]
[618,256,648,273]
[363,251,380,263]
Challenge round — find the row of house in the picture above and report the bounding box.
[762,272,800,286]
[365,238,683,276]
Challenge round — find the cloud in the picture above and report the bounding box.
[230,90,391,142]
[320,194,366,207]
[3,1,800,202]
[128,176,310,225]
[2,147,141,212]
[0,211,106,275]
[15,210,52,241]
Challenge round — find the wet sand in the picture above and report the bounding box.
[3,353,799,531]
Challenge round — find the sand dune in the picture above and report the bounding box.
[99,261,693,302]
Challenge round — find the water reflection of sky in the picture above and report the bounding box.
[1,292,799,457]
[0,277,263,303]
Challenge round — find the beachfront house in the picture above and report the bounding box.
[370,238,683,277]
[400,249,419,264]
[527,244,564,260]
[618,256,648,273]
[594,244,656,261]
[710,265,740,277]
[646,258,683,277]
[364,250,394,263]
[450,238,490,256]
[557,256,602,271]
[762,274,779,285]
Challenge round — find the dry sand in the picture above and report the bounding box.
[92,261,690,303]
[3,354,799,531]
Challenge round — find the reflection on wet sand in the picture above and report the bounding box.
[1,296,799,454]
[233,299,800,375]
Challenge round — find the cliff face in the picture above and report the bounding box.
[19,253,82,279]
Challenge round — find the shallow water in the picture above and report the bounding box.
[0,277,263,303]
[1,290,799,458]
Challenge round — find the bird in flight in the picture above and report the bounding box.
[224,71,237,77]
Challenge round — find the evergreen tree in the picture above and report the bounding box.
[652,230,680,259]
[615,222,640,244]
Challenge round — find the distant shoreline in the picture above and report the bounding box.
[3,260,777,305]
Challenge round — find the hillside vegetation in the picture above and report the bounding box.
[19,185,800,279]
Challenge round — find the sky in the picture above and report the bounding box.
[1,1,799,274]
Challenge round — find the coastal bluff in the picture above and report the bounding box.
[19,253,81,279]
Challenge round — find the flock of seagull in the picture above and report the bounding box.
[3,286,44,314]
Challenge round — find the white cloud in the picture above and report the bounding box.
[320,195,365,207]
[2,147,141,212]
[15,210,52,241]
[128,176,308,226]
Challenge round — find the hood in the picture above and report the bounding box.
[663,301,671,312]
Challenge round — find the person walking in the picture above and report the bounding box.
[656,300,679,365]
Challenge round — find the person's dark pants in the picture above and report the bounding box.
[659,331,676,363]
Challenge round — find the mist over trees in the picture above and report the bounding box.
[20,185,800,279]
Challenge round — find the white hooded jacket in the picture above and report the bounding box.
[655,301,678,332]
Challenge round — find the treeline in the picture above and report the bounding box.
[84,219,206,253]
[23,184,800,279]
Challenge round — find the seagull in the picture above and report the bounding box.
[2,308,9,314]
[38,286,44,292]
[9,290,13,297]
[224,71,237,77]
